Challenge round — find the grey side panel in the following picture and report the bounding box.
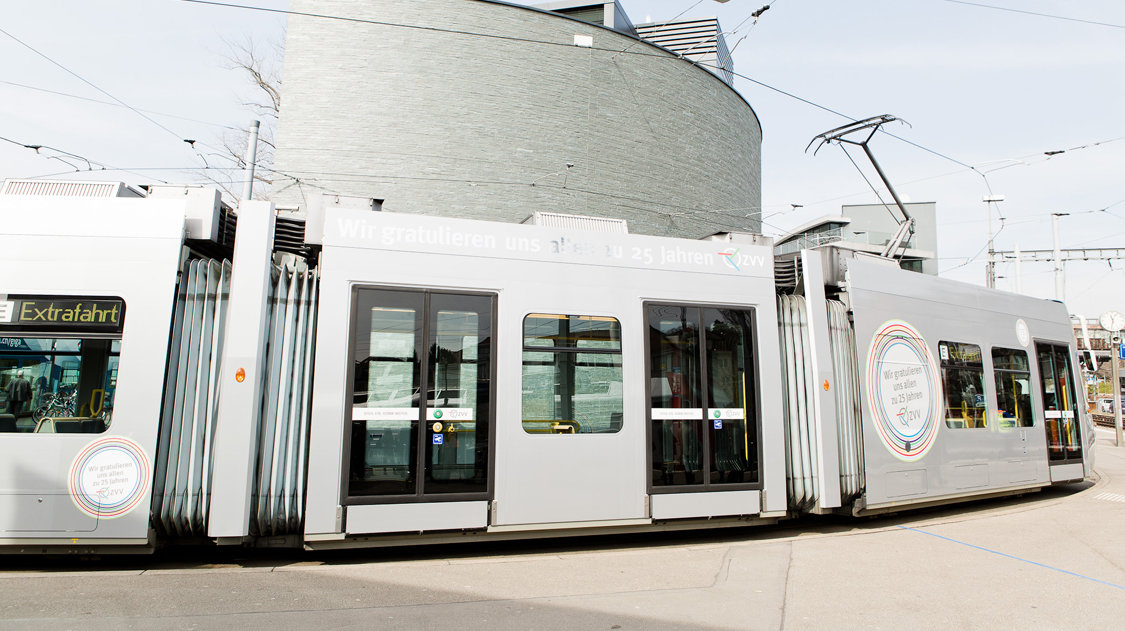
[345,502,488,535]
[0,196,185,542]
[650,490,760,520]
[847,259,1057,509]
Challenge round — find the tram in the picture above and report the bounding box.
[0,182,1094,552]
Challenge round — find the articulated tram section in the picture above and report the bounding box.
[0,185,1094,552]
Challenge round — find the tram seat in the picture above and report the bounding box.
[81,418,106,433]
[53,420,84,433]
[0,415,16,433]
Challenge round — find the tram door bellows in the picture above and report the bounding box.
[777,295,819,509]
[827,300,863,501]
[153,258,231,536]
[776,296,866,510]
[252,260,319,536]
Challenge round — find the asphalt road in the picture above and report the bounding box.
[2,430,1123,630]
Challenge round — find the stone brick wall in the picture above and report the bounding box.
[273,0,762,238]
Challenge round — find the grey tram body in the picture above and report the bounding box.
[0,191,1094,551]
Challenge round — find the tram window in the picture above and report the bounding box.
[0,337,119,434]
[939,341,987,429]
[521,314,623,434]
[992,348,1034,428]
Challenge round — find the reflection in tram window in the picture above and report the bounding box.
[992,348,1034,428]
[425,301,492,494]
[0,337,119,433]
[350,293,423,497]
[1036,343,1082,461]
[939,341,987,429]
[648,304,759,489]
[521,314,623,435]
[703,308,757,485]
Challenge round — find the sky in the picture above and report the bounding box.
[1,0,1123,320]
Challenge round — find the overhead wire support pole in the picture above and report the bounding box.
[241,120,260,203]
[807,115,915,260]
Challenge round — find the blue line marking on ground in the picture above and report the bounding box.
[895,525,1125,591]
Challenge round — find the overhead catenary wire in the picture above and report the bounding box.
[0,25,200,148]
[0,80,240,130]
[0,22,260,189]
[943,0,1125,30]
[0,134,172,184]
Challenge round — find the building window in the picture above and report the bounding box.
[992,348,1034,428]
[521,314,623,434]
[940,341,987,428]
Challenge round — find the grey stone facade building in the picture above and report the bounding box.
[272,0,762,238]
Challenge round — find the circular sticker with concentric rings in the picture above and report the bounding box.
[68,436,150,519]
[866,320,942,461]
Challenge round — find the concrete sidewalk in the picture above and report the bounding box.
[2,431,1123,630]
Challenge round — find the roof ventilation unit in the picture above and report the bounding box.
[522,211,629,233]
[0,179,145,198]
[635,18,734,86]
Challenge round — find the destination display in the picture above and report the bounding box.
[0,295,125,334]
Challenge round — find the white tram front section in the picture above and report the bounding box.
[0,184,1093,552]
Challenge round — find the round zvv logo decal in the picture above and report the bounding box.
[866,320,942,461]
[68,437,150,519]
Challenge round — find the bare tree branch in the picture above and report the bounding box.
[207,33,284,201]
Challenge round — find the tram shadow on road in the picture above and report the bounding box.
[0,475,1095,574]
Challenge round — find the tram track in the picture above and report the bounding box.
[1092,412,1120,428]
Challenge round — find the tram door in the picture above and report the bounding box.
[646,304,760,491]
[346,289,493,503]
[1035,342,1082,466]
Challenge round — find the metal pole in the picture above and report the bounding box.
[241,120,260,202]
[1014,243,1023,293]
[1114,336,1123,448]
[1052,213,1066,301]
[986,202,995,288]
